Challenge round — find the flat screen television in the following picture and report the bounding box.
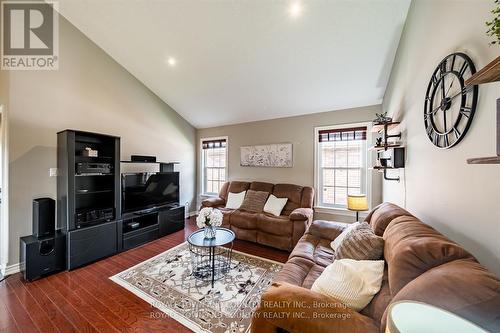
[121,172,179,214]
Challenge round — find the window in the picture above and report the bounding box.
[315,125,368,209]
[201,137,228,195]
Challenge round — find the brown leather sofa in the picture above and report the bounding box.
[251,202,500,333]
[201,181,314,251]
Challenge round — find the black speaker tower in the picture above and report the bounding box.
[33,198,55,238]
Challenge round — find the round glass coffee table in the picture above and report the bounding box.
[187,227,235,288]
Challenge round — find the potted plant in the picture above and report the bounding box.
[196,207,223,239]
[486,0,500,45]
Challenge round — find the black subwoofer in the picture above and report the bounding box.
[33,198,55,238]
[20,232,65,281]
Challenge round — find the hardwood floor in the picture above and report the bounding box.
[0,217,289,333]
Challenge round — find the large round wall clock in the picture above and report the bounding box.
[424,52,478,149]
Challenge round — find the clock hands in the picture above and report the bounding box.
[427,85,470,115]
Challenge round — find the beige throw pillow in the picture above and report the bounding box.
[225,191,246,209]
[311,259,385,311]
[335,222,384,260]
[239,190,269,212]
[330,222,360,251]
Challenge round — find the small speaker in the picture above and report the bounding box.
[33,198,55,238]
[20,232,65,281]
[392,147,405,168]
[131,155,156,163]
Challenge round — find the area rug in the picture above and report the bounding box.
[110,242,283,333]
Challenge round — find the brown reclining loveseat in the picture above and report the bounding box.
[201,181,314,251]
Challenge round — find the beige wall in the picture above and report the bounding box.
[382,0,500,275]
[197,105,383,222]
[3,17,196,267]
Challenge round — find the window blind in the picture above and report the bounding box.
[318,126,367,142]
[202,139,227,149]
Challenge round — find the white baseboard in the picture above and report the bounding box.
[4,262,20,276]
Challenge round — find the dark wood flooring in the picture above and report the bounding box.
[0,217,289,333]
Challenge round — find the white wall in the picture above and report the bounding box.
[383,0,500,275]
[197,105,383,222]
[3,16,196,268]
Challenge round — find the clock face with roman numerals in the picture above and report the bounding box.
[424,53,478,149]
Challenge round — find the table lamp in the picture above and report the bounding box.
[347,194,368,222]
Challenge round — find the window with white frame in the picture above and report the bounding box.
[315,125,368,209]
[201,137,227,195]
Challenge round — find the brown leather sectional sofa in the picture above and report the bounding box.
[201,181,314,251]
[251,202,500,333]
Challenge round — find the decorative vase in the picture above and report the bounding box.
[204,225,216,239]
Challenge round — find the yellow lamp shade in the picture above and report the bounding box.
[347,194,368,211]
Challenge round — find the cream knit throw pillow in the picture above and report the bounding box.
[311,259,385,311]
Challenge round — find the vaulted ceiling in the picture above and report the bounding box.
[57,0,411,128]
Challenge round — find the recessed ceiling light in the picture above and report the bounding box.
[289,2,302,18]
[167,57,177,67]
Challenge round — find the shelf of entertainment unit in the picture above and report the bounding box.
[120,160,180,164]
[75,173,114,177]
[123,223,159,237]
[76,155,113,161]
[465,56,500,86]
[122,212,159,234]
[76,189,113,195]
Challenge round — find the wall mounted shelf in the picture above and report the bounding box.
[467,156,500,164]
[369,144,403,151]
[465,63,500,165]
[465,56,500,86]
[371,121,401,133]
[371,121,405,181]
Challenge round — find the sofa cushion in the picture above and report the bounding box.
[382,258,500,332]
[256,213,292,236]
[384,215,473,296]
[257,232,293,252]
[290,233,334,268]
[226,181,250,197]
[239,190,269,212]
[361,267,391,326]
[274,256,324,288]
[336,222,384,260]
[229,210,258,229]
[230,225,257,242]
[366,202,413,236]
[249,181,274,193]
[300,186,314,208]
[273,184,303,215]
[218,207,234,228]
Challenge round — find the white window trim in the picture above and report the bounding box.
[313,122,373,213]
[200,136,228,197]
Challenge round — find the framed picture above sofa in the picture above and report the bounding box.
[240,143,293,167]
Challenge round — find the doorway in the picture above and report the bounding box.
[0,105,8,278]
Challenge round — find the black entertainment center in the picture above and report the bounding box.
[56,130,184,270]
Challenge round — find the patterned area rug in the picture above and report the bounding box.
[110,242,283,333]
